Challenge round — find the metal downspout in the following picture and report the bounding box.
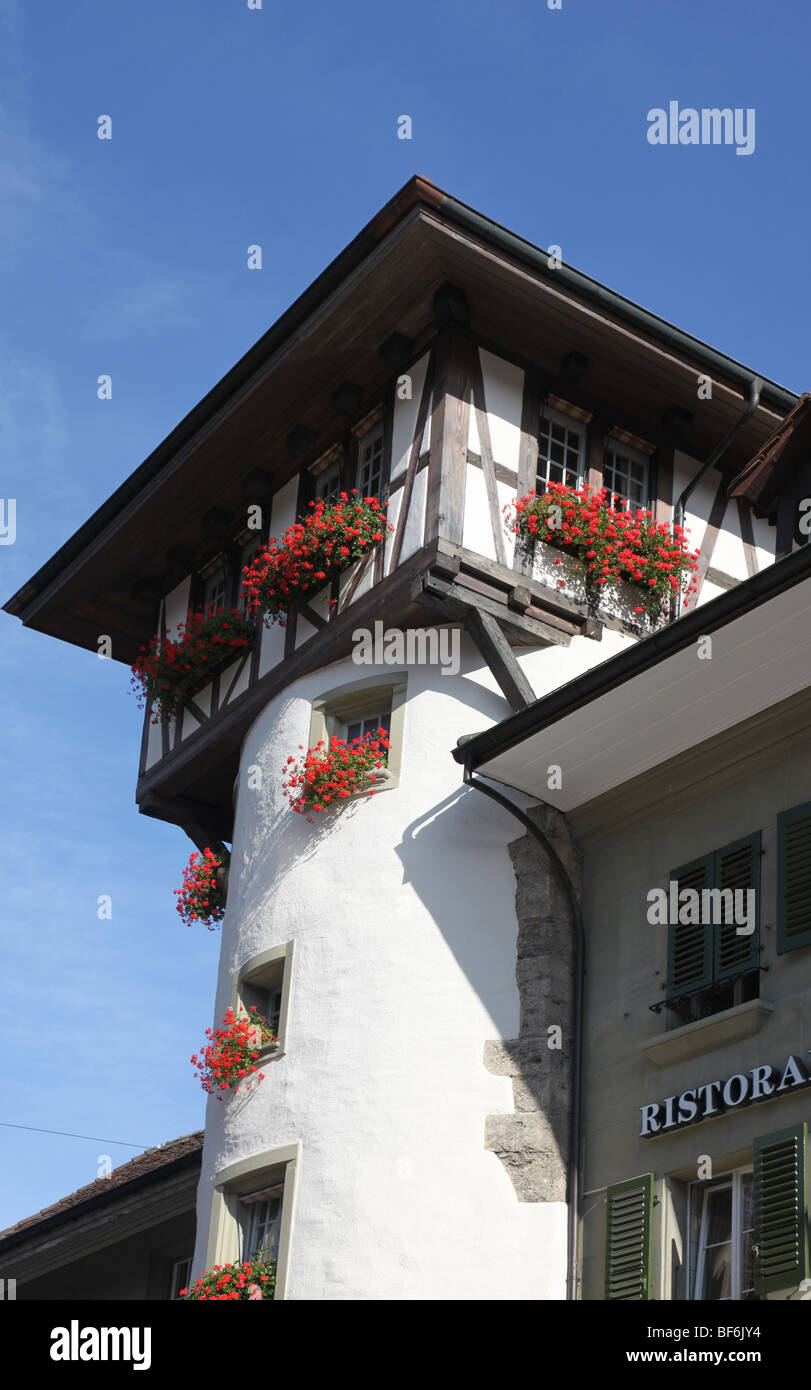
[462,765,585,1302]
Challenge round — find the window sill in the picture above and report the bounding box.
[639,999,774,1068]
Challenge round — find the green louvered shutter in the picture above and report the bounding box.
[605,1174,654,1300]
[753,1124,808,1295]
[777,802,811,954]
[714,833,761,981]
[667,855,714,998]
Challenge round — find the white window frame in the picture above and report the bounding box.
[355,421,385,499]
[315,460,341,502]
[240,1183,285,1262]
[309,674,407,796]
[692,1165,756,1301]
[233,940,294,1057]
[603,439,651,511]
[170,1256,192,1299]
[536,405,586,492]
[202,564,228,613]
[205,1144,300,1301]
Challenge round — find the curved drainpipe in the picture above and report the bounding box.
[462,764,585,1302]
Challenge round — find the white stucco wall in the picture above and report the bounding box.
[192,634,584,1300]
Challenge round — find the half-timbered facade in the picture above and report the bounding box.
[5,177,803,1300]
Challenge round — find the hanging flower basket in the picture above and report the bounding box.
[191,1006,272,1098]
[174,847,230,929]
[180,1256,276,1300]
[241,491,391,625]
[283,730,390,822]
[507,484,699,621]
[130,607,255,723]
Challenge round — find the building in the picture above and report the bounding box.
[0,1133,202,1300]
[4,176,804,1299]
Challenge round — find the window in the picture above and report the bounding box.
[665,833,761,1026]
[309,675,407,794]
[603,441,650,510]
[356,423,384,498]
[315,460,341,502]
[240,1184,284,1261]
[694,1170,757,1300]
[236,533,263,615]
[537,408,585,491]
[203,564,227,613]
[234,942,294,1054]
[206,1144,300,1299]
[346,710,391,744]
[170,1257,192,1300]
[777,800,811,953]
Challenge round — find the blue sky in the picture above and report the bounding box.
[1,0,810,1229]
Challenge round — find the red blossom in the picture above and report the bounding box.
[283,730,391,820]
[506,483,698,620]
[240,494,392,625]
[191,1006,275,1097]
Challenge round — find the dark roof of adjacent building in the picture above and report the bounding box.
[0,1131,203,1252]
[729,392,811,510]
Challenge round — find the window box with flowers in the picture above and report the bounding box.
[175,847,230,930]
[508,483,699,630]
[240,491,391,625]
[283,726,391,822]
[130,606,255,723]
[191,1006,273,1100]
[180,1255,276,1300]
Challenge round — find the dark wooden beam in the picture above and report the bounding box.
[378,333,414,371]
[470,344,508,567]
[464,606,536,711]
[331,381,364,416]
[433,283,470,328]
[389,352,434,571]
[287,425,317,457]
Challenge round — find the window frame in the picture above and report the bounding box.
[170,1256,193,1300]
[205,1143,300,1301]
[603,437,652,511]
[692,1166,756,1302]
[309,673,407,795]
[665,832,761,1026]
[354,418,385,499]
[536,404,587,493]
[233,940,294,1057]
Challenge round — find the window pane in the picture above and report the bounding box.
[701,1240,733,1299]
[705,1186,732,1245]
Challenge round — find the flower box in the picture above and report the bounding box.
[283,730,391,822]
[241,491,390,625]
[131,607,255,723]
[191,1006,274,1099]
[174,847,229,929]
[180,1256,276,1301]
[509,483,699,629]
[530,539,662,630]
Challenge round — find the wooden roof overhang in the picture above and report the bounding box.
[4,176,798,665]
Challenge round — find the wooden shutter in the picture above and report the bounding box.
[605,1174,654,1300]
[714,832,761,981]
[666,855,713,997]
[777,802,811,954]
[753,1124,808,1295]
